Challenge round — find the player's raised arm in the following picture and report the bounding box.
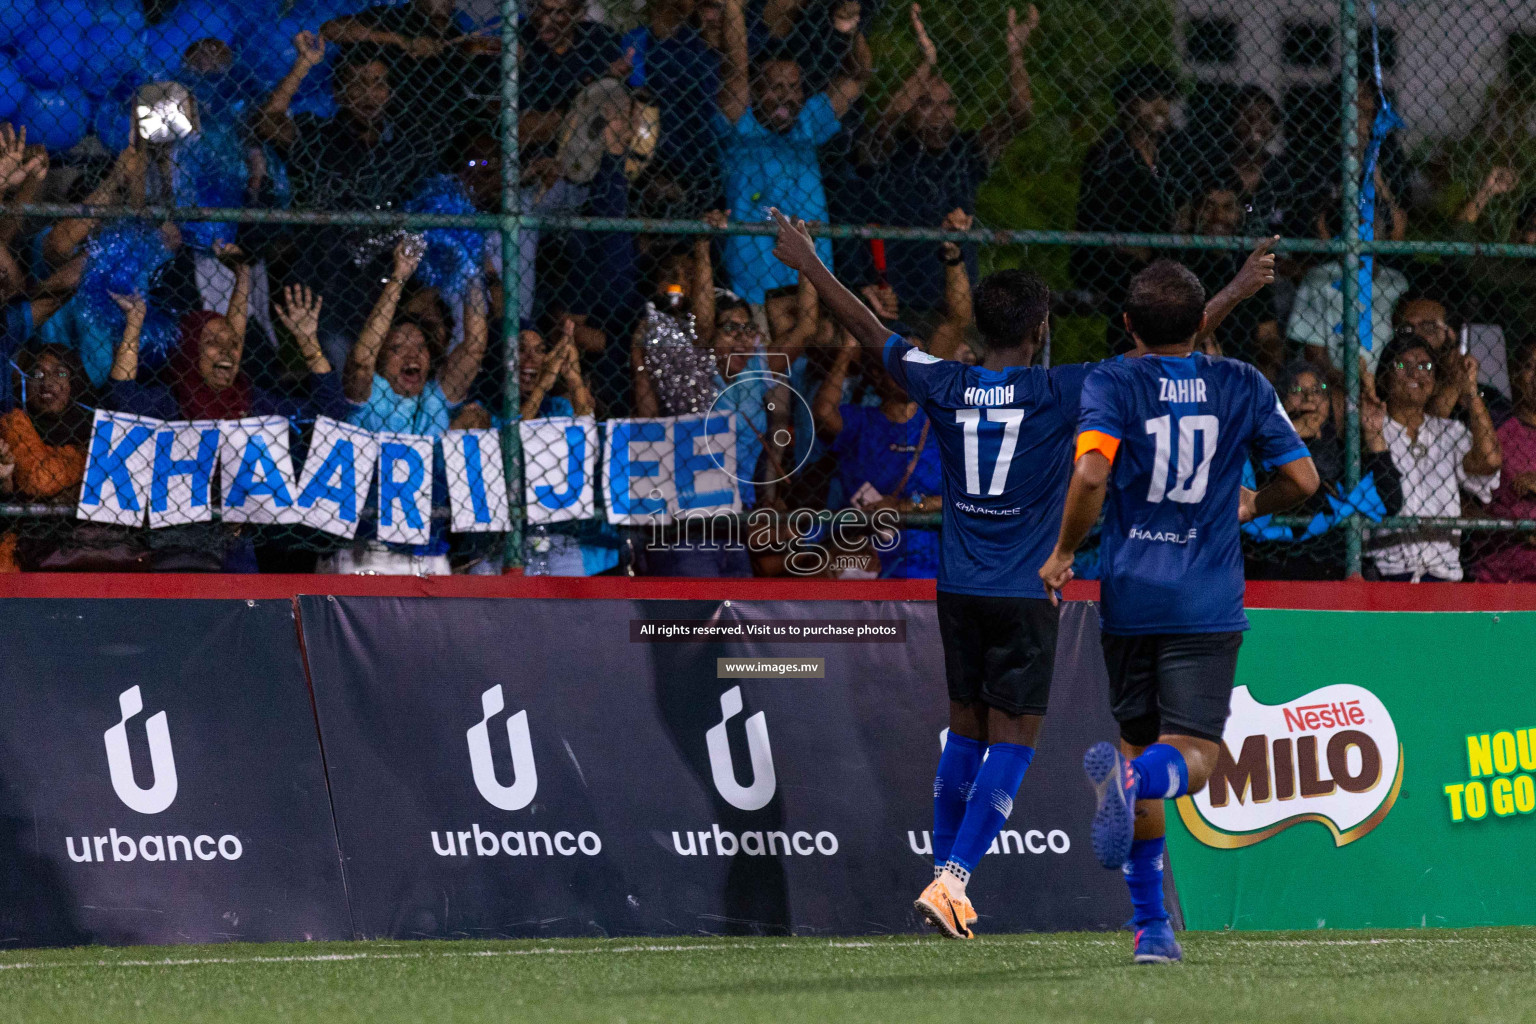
[769,208,892,354]
[1197,235,1277,344]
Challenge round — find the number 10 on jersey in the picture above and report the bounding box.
[1145,414,1218,504]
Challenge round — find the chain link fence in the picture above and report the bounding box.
[0,0,1532,579]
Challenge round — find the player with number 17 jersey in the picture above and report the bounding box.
[883,338,1091,601]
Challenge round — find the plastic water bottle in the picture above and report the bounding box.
[526,524,551,576]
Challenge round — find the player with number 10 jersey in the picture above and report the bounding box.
[1040,258,1318,965]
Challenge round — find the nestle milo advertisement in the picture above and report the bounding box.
[1165,609,1536,930]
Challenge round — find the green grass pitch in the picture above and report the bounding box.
[2,930,1533,1023]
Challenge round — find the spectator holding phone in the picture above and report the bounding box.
[1392,294,1512,425]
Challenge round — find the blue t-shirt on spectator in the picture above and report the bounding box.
[831,403,942,579]
[713,94,840,303]
[347,376,456,436]
[538,395,574,418]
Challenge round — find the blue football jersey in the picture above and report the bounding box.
[1076,352,1308,635]
[883,335,1091,597]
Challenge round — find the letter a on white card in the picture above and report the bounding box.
[219,417,301,525]
[294,417,378,539]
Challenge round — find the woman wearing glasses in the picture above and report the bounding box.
[0,345,93,570]
[1366,333,1503,582]
[1248,362,1402,579]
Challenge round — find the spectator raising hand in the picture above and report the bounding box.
[275,285,331,375]
[929,208,975,360]
[0,125,44,192]
[1458,165,1521,224]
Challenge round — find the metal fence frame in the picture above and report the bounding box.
[4,0,1536,574]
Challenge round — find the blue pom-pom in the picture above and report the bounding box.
[78,224,177,366]
[404,175,488,296]
[20,85,92,152]
[0,56,24,122]
[172,124,249,251]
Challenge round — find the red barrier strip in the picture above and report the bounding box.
[1,574,1536,610]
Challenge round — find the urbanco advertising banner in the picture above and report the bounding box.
[0,600,351,946]
[299,597,1132,938]
[1166,609,1536,930]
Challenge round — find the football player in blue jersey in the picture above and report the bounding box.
[1039,257,1319,964]
[770,207,1085,937]
[771,211,1282,939]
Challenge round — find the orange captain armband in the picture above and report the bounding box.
[1075,430,1120,463]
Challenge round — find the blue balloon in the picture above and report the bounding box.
[20,85,92,152]
[92,94,132,152]
[0,0,38,48]
[169,0,246,47]
[139,22,197,82]
[78,21,144,97]
[90,0,146,29]
[35,0,96,31]
[0,56,23,122]
[14,19,90,87]
[239,14,305,87]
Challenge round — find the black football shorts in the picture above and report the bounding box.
[935,591,1059,716]
[1101,631,1243,745]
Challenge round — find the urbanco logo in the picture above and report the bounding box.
[466,685,538,811]
[706,685,776,811]
[1177,683,1403,849]
[104,685,178,815]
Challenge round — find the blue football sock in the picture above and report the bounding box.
[1124,837,1168,925]
[932,733,983,873]
[946,742,1035,878]
[1131,743,1190,800]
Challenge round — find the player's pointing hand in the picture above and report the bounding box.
[769,208,819,274]
[1232,235,1279,301]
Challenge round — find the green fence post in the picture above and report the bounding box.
[499,0,524,572]
[1339,0,1364,578]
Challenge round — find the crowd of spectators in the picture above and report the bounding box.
[0,0,1531,581]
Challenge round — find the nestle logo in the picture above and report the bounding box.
[1282,700,1365,733]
